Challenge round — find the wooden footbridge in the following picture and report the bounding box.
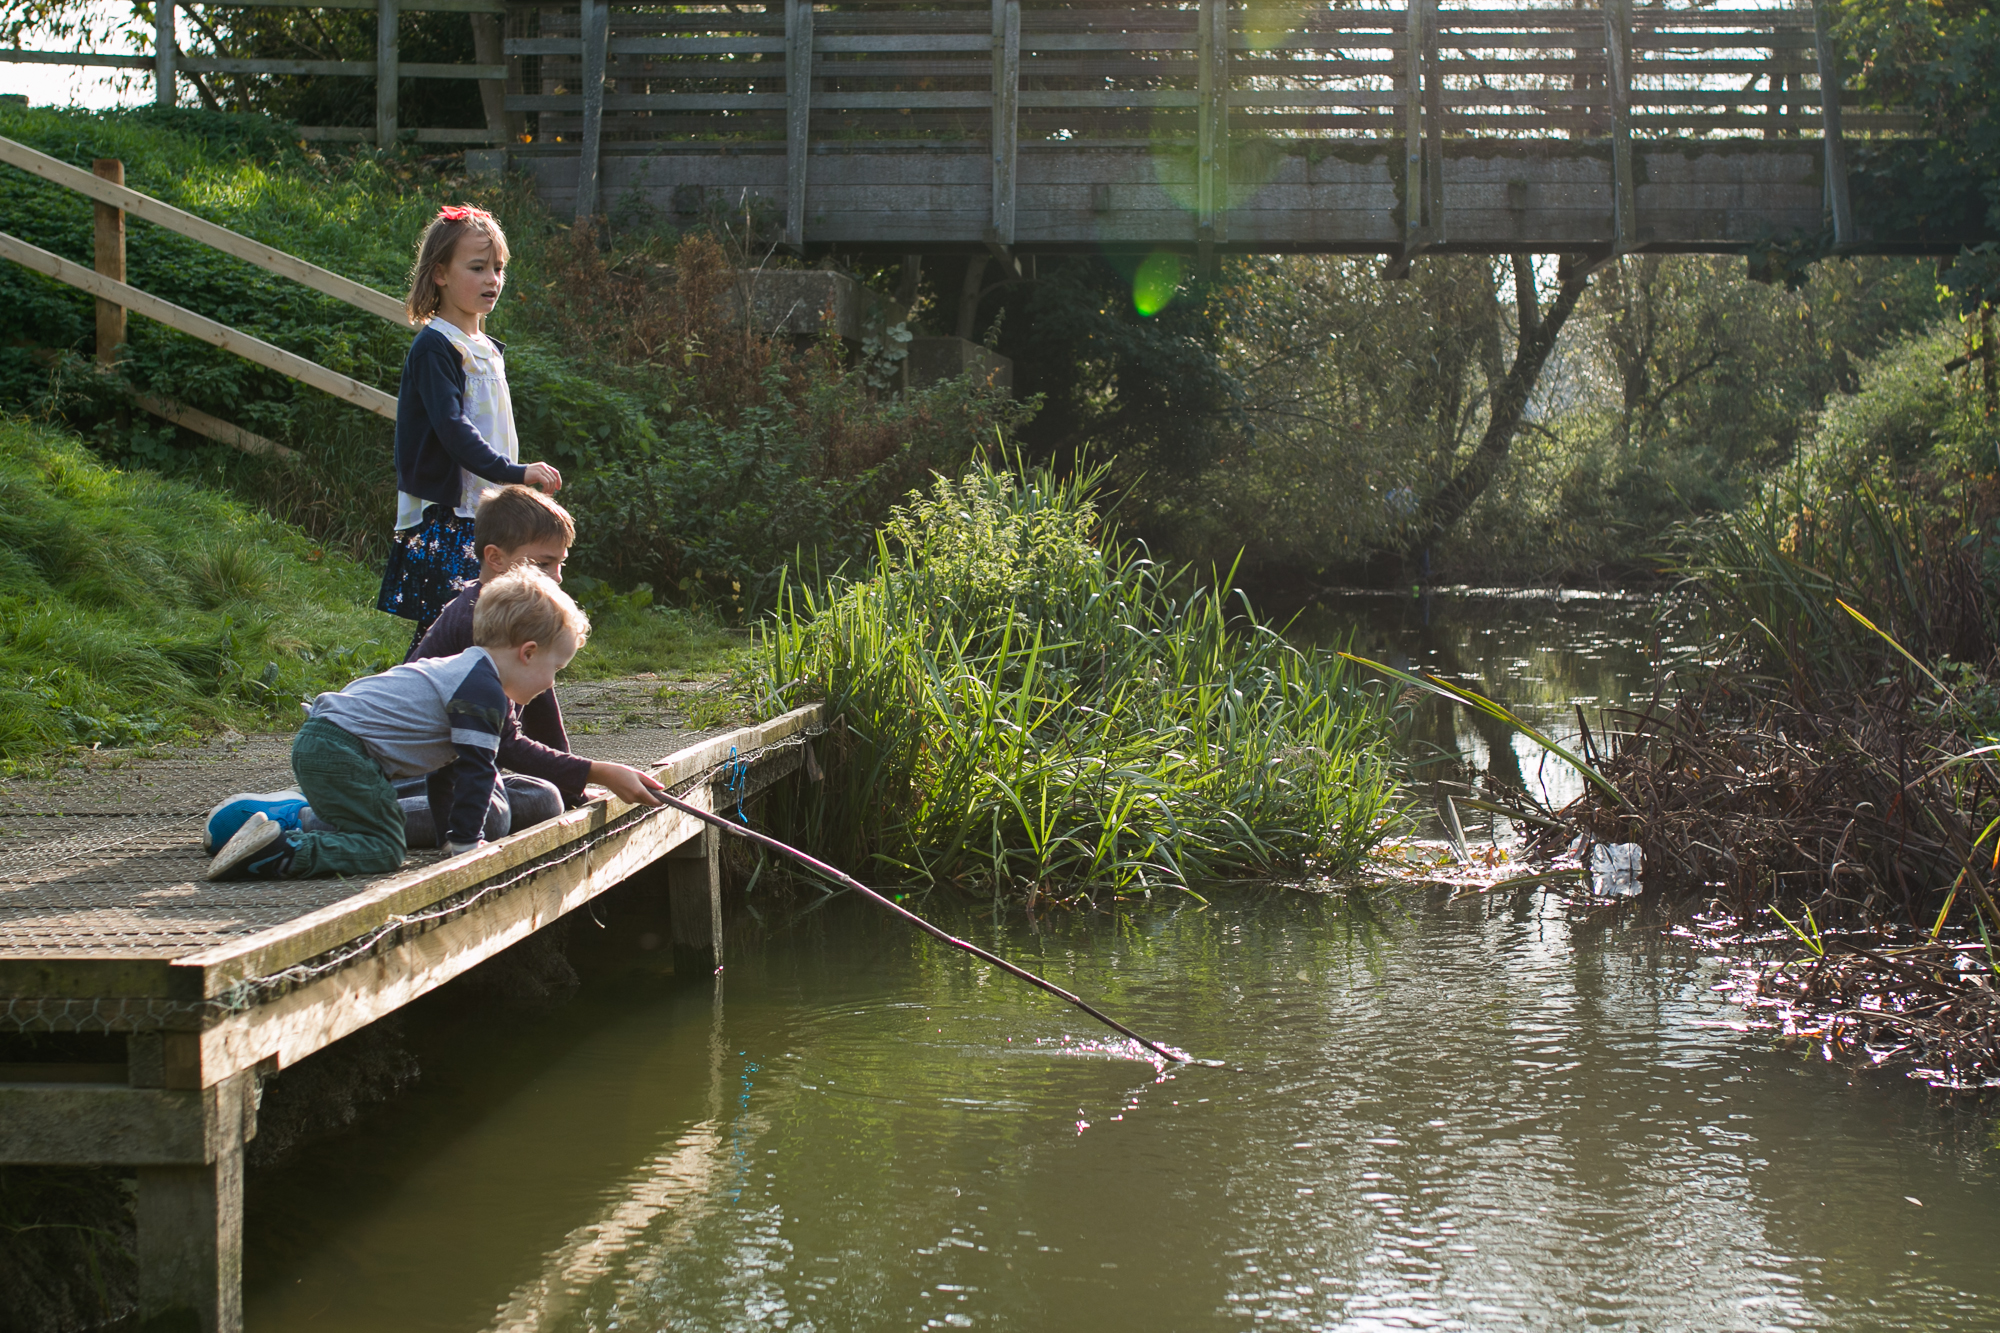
[505,0,1950,269]
[1,690,820,1332]
[4,0,1976,273]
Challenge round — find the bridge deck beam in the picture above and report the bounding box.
[518,138,1971,257]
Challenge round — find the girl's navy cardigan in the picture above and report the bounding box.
[394,323,527,509]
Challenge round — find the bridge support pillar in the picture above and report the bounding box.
[785,0,813,248]
[154,1,176,108]
[990,0,1019,248]
[575,0,607,221]
[376,0,399,149]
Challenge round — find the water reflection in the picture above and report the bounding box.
[1295,589,1703,838]
[244,890,1999,1332]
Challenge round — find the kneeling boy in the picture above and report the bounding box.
[408,483,664,814]
[207,567,592,881]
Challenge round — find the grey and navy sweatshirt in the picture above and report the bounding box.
[408,581,592,805]
[307,646,510,845]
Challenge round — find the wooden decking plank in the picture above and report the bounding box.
[174,703,822,996]
[0,697,821,1009]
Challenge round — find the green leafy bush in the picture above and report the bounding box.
[1672,325,2000,688]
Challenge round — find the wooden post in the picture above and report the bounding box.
[989,0,1019,250]
[1812,0,1854,248]
[667,825,722,972]
[1419,0,1443,246]
[576,0,607,223]
[469,12,512,144]
[154,0,176,107]
[375,0,399,148]
[1196,0,1227,273]
[1603,0,1636,255]
[91,158,126,367]
[1399,0,1424,260]
[786,0,814,249]
[135,1073,251,1333]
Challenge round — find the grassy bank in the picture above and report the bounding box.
[761,461,1404,898]
[0,419,737,763]
[0,417,396,758]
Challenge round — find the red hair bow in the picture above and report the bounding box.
[437,205,492,223]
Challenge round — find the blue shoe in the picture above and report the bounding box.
[203,790,307,853]
[204,813,299,881]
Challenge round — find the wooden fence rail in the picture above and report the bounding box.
[0,136,408,325]
[0,231,397,416]
[0,135,405,457]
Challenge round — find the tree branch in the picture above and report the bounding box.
[1402,252,1593,560]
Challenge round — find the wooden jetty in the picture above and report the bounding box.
[0,683,822,1332]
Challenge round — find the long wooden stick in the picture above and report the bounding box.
[0,135,409,326]
[0,231,397,418]
[653,790,1190,1063]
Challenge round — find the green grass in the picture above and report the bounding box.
[0,416,405,761]
[0,418,738,762]
[759,460,1406,898]
[563,576,748,680]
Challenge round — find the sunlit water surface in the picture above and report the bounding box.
[246,892,2000,1333]
[243,594,1998,1332]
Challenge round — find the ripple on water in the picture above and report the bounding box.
[243,890,2000,1333]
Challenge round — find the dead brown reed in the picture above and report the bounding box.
[1524,683,1996,930]
[1514,676,2000,1090]
[1719,940,2000,1090]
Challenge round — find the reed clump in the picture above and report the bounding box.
[760,460,1403,898]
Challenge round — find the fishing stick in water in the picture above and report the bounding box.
[650,790,1189,1064]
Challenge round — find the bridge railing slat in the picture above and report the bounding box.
[481,0,1926,228]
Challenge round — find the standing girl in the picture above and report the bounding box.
[377,205,563,648]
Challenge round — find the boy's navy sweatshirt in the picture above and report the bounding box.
[395,323,526,509]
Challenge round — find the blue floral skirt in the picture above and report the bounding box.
[376,508,479,647]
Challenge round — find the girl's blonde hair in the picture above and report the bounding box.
[404,206,511,325]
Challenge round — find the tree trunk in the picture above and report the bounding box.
[1401,252,1592,561]
[956,255,989,342]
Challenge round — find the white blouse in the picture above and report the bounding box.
[395,318,521,531]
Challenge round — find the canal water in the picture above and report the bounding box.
[1296,586,1710,836]
[241,592,2000,1332]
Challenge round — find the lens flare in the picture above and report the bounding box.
[1132,250,1184,317]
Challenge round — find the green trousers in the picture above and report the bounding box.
[289,717,407,878]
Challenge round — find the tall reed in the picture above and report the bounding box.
[759,460,1403,896]
[1674,474,1993,692]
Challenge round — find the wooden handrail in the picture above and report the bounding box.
[0,135,408,327]
[0,231,396,419]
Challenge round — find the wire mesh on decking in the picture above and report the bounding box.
[0,679,734,962]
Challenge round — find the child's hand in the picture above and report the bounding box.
[589,761,666,807]
[524,461,563,494]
